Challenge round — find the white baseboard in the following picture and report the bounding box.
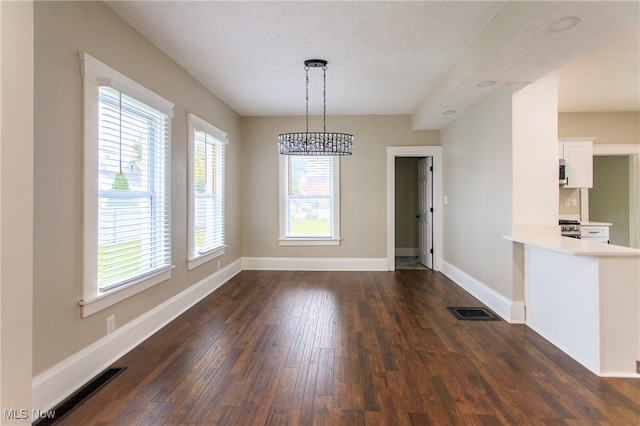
[242,257,388,271]
[441,260,525,324]
[395,247,418,256]
[32,259,243,412]
[509,301,526,323]
[597,372,640,378]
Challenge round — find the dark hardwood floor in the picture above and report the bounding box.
[59,270,639,425]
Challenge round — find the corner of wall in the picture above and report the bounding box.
[441,260,525,324]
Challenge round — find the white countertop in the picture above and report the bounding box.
[504,235,640,257]
[581,221,613,226]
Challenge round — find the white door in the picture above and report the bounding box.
[418,158,433,269]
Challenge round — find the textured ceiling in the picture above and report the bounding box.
[105,1,639,130]
[558,21,640,112]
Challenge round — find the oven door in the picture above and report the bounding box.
[561,232,581,239]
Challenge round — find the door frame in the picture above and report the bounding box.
[582,143,640,248]
[387,146,442,271]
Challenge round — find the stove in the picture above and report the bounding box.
[560,219,581,239]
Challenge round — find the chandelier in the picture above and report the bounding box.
[278,59,353,155]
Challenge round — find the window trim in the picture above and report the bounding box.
[278,154,341,246]
[79,52,174,317]
[187,113,228,269]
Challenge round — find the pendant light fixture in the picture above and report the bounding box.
[278,59,353,155]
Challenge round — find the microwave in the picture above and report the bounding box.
[559,159,567,186]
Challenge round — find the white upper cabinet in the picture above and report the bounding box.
[559,138,595,188]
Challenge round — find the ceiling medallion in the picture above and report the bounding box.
[278,59,353,156]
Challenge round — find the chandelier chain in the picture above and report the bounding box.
[305,65,309,134]
[323,65,327,133]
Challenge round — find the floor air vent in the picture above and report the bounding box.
[34,367,126,426]
[447,307,500,321]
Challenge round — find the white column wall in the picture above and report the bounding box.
[512,72,560,236]
[0,1,34,423]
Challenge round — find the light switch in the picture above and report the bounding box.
[564,199,571,206]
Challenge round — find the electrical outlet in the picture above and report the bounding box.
[217,260,221,270]
[564,199,571,207]
[572,199,577,206]
[107,315,116,335]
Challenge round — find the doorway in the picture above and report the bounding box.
[394,157,432,270]
[581,145,639,249]
[386,146,442,271]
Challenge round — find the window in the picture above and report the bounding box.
[279,155,341,245]
[187,113,227,269]
[80,53,174,317]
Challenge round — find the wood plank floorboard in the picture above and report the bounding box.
[57,270,640,425]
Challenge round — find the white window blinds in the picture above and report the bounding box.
[188,113,227,266]
[96,86,171,290]
[285,156,334,238]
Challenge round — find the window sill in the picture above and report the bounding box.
[279,238,341,246]
[79,267,173,318]
[187,246,226,270]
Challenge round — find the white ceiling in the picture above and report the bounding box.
[105,1,639,130]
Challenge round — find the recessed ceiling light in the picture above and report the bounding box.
[549,17,580,32]
[476,80,496,87]
[442,110,456,115]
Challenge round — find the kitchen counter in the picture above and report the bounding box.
[581,221,612,226]
[505,234,640,377]
[504,234,639,256]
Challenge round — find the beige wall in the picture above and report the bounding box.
[559,112,639,144]
[441,87,514,299]
[559,187,581,217]
[395,157,420,251]
[241,115,438,258]
[33,2,242,375]
[1,1,34,420]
